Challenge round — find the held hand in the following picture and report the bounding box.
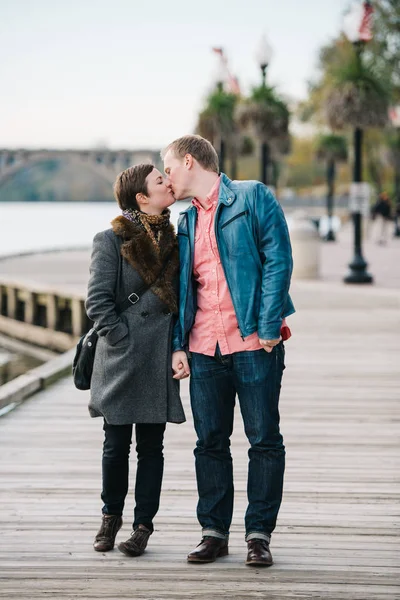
[258,337,282,353]
[172,351,190,380]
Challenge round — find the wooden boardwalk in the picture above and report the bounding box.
[0,280,399,599]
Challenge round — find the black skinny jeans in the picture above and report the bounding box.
[101,420,166,532]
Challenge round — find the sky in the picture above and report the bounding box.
[1,0,351,150]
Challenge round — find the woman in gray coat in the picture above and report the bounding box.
[85,163,186,558]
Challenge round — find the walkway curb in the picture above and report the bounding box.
[0,246,91,262]
[0,348,75,415]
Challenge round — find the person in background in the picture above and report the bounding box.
[371,191,392,245]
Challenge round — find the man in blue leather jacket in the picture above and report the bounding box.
[163,135,294,567]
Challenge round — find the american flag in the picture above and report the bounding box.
[212,47,224,58]
[359,1,374,42]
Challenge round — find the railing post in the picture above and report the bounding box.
[24,291,38,325]
[0,285,5,315]
[71,298,85,336]
[6,287,17,319]
[46,294,58,330]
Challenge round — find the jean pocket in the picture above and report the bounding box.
[276,342,285,371]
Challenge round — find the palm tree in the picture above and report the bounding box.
[315,134,348,241]
[324,43,390,132]
[236,84,290,186]
[195,85,239,176]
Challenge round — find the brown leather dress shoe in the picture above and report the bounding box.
[245,539,273,566]
[118,524,152,557]
[93,514,123,552]
[187,536,229,563]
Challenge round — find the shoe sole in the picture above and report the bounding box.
[187,547,229,563]
[245,559,273,567]
[118,543,145,557]
[93,545,115,552]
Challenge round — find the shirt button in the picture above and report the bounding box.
[212,291,216,294]
[214,310,218,314]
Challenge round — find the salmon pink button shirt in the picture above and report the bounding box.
[189,176,291,357]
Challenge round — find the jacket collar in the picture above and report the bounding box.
[218,173,237,206]
[110,215,179,312]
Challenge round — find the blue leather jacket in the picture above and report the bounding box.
[173,174,295,351]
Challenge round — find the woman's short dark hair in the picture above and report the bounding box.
[113,163,154,210]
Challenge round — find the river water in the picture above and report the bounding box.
[0,201,191,258]
[0,201,301,258]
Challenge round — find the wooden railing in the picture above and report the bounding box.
[0,280,90,352]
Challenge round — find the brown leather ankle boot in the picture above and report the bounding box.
[93,514,123,552]
[118,524,152,557]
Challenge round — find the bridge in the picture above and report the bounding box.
[0,148,162,187]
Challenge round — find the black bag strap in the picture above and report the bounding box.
[116,249,174,315]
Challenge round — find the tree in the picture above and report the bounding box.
[299,0,398,191]
[236,84,290,186]
[324,40,390,131]
[315,134,348,241]
[368,0,400,93]
[195,86,240,177]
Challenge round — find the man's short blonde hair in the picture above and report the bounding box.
[161,134,219,174]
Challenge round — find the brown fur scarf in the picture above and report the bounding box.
[111,215,179,314]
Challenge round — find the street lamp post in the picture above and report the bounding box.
[325,158,336,242]
[215,80,226,173]
[256,35,273,185]
[342,1,373,284]
[212,58,227,173]
[394,166,400,237]
[389,106,400,237]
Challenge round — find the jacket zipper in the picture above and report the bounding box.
[220,210,248,229]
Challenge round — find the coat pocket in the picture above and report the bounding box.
[220,211,252,256]
[106,321,129,346]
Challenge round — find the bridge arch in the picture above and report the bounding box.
[0,149,161,189]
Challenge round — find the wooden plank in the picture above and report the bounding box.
[0,297,399,600]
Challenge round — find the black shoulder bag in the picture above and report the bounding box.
[72,251,173,390]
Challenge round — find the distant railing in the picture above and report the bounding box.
[0,281,90,352]
[279,194,351,209]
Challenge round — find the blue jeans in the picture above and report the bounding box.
[189,344,285,542]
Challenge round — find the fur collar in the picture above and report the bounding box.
[111,215,179,313]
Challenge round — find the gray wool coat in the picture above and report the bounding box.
[85,216,185,426]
